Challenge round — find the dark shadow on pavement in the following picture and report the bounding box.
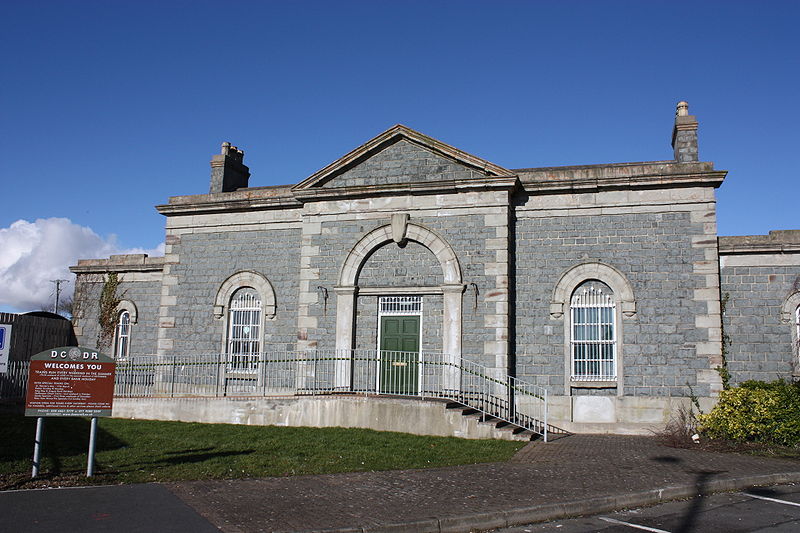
[651,455,681,463]
[747,486,780,497]
[674,470,723,533]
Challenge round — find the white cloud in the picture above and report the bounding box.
[0,218,163,313]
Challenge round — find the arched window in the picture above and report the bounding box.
[227,287,262,371]
[114,310,131,359]
[570,281,616,381]
[796,304,800,351]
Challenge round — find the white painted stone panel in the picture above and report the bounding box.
[572,396,616,423]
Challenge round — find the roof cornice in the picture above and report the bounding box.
[520,170,727,194]
[70,255,165,274]
[292,175,519,203]
[157,195,301,216]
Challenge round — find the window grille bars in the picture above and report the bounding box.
[571,287,617,381]
[227,289,262,372]
[379,296,423,315]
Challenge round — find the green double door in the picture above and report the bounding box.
[379,316,420,394]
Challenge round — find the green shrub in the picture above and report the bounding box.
[699,380,800,446]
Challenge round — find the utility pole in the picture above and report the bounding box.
[50,279,69,314]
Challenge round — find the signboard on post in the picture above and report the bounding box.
[0,324,10,374]
[25,346,116,417]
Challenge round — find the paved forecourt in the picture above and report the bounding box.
[167,435,800,532]
[2,435,799,533]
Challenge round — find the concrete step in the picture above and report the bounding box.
[443,399,573,440]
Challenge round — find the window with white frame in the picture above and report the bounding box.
[796,305,800,351]
[227,287,262,371]
[114,310,131,359]
[570,281,616,381]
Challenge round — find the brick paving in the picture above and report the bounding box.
[166,435,800,532]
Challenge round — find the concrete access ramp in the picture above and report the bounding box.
[112,395,530,440]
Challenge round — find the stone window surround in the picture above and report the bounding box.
[550,262,636,395]
[333,222,465,390]
[113,299,137,359]
[213,270,277,356]
[116,299,138,325]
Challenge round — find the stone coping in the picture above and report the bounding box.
[70,254,166,273]
[719,230,800,255]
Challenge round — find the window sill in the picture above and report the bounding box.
[570,379,618,389]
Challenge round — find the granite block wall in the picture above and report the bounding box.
[720,265,799,382]
[73,276,103,349]
[166,228,301,356]
[358,241,442,287]
[514,210,710,397]
[321,139,484,189]
[304,214,497,367]
[73,274,161,356]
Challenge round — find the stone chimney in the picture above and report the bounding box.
[671,101,699,162]
[209,142,250,193]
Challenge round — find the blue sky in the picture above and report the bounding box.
[1,1,798,312]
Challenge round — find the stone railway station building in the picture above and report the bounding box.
[71,103,800,434]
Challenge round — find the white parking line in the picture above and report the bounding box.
[745,493,800,508]
[598,516,671,532]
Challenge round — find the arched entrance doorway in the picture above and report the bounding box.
[333,219,464,391]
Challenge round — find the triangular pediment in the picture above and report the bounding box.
[293,125,514,191]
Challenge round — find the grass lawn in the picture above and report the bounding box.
[0,414,525,490]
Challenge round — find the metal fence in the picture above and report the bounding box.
[1,350,551,440]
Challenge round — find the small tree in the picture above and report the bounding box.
[57,294,74,319]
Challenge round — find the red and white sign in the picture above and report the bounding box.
[25,346,115,417]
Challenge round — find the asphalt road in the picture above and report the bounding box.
[0,483,221,533]
[498,483,800,533]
